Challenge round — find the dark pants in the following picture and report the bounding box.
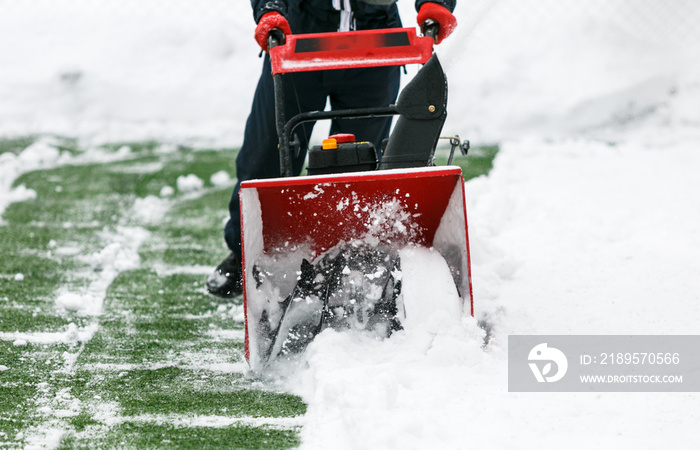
[224,55,401,257]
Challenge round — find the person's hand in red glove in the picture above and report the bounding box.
[254,12,292,52]
[416,3,457,44]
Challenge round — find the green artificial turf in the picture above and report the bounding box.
[0,136,498,448]
[434,143,500,182]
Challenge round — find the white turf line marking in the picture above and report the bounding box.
[89,412,303,430]
[152,263,214,277]
[85,361,247,374]
[0,326,97,345]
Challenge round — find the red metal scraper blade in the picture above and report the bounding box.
[270,27,434,75]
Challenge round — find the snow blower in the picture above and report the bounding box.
[240,24,473,372]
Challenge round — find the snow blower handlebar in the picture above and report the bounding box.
[268,26,438,177]
[268,29,294,177]
[422,19,440,43]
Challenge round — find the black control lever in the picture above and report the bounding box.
[421,19,440,44]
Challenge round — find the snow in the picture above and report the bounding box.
[472,139,700,336]
[0,324,98,346]
[2,1,700,449]
[398,247,462,328]
[289,137,700,449]
[0,139,69,222]
[436,0,700,144]
[159,185,175,197]
[176,173,205,194]
[55,293,91,313]
[131,195,170,225]
[287,247,485,448]
[210,170,232,187]
[2,1,698,146]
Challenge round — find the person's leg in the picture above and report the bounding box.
[327,65,401,150]
[224,56,326,259]
[223,56,279,260]
[211,56,326,298]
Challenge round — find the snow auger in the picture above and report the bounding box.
[240,24,473,372]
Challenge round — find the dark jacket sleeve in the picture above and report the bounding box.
[251,0,288,23]
[415,0,456,13]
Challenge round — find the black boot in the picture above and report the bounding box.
[206,253,243,298]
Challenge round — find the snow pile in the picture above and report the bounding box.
[288,137,700,449]
[399,247,462,328]
[216,303,245,324]
[131,195,170,225]
[176,174,204,194]
[210,170,232,187]
[469,138,700,337]
[0,0,256,146]
[0,139,68,221]
[55,226,148,317]
[3,184,37,209]
[0,323,99,347]
[56,293,97,314]
[15,140,62,166]
[433,0,700,143]
[290,247,486,449]
[159,185,175,197]
[2,1,698,145]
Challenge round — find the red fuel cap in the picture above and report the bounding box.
[329,133,356,144]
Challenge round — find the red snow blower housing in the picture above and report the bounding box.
[240,24,473,372]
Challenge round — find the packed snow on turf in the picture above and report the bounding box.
[0,138,144,223]
[53,226,149,318]
[0,139,69,222]
[176,173,204,194]
[210,170,233,187]
[131,195,171,225]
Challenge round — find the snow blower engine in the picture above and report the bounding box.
[239,23,473,372]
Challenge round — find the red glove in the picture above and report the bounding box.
[416,3,457,44]
[254,12,292,52]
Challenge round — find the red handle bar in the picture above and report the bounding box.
[269,27,434,75]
